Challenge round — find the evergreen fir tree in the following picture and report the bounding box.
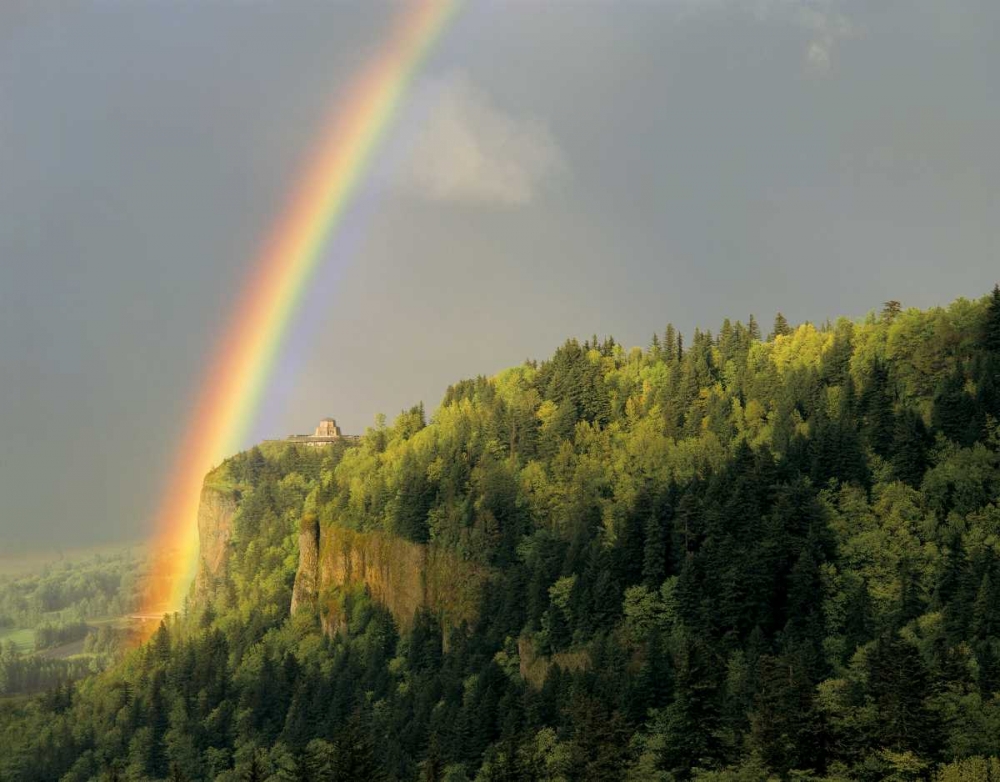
[932,364,980,446]
[865,632,938,754]
[861,360,895,458]
[662,635,721,777]
[891,407,930,486]
[982,283,1000,353]
[769,312,791,341]
[333,712,385,781]
[249,754,268,782]
[881,300,902,323]
[642,509,668,588]
[663,323,676,363]
[972,571,1000,640]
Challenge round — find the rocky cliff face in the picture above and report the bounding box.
[292,520,488,637]
[290,514,320,615]
[194,481,238,600]
[192,467,487,638]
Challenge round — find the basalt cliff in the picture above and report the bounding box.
[290,514,487,637]
[192,453,488,639]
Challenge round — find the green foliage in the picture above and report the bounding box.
[3,289,1000,780]
[0,548,146,629]
[0,550,144,696]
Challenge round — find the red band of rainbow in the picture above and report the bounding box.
[143,0,460,616]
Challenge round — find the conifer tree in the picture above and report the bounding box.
[975,352,1000,422]
[649,332,661,359]
[933,364,980,446]
[865,633,939,755]
[332,711,385,781]
[244,752,266,782]
[718,318,734,361]
[882,300,902,323]
[664,323,677,362]
[769,312,791,341]
[982,283,1000,353]
[642,512,668,588]
[662,635,720,777]
[972,571,1000,640]
[891,408,929,486]
[749,653,821,774]
[861,360,895,458]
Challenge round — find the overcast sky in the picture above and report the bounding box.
[1,0,998,553]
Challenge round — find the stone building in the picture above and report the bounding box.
[313,417,342,438]
[280,417,358,446]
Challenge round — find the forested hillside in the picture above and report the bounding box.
[0,550,146,697]
[3,289,1000,781]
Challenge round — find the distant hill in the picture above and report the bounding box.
[0,540,148,577]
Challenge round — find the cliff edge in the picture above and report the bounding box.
[193,478,238,601]
[192,459,488,638]
[291,515,489,637]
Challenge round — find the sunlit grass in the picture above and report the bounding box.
[0,627,34,652]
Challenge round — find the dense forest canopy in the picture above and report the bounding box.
[3,288,1000,781]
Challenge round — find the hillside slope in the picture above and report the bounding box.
[3,289,1000,781]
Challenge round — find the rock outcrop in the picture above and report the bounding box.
[290,514,320,615]
[191,464,487,639]
[194,481,238,600]
[292,520,488,637]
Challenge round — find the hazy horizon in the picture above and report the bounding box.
[3,0,998,553]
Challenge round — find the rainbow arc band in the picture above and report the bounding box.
[142,0,460,619]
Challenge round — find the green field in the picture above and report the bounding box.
[2,616,139,660]
[0,627,34,652]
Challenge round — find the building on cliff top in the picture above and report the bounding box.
[280,417,359,446]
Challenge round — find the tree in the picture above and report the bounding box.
[865,633,938,754]
[882,300,902,323]
[972,572,1000,640]
[861,360,895,459]
[152,621,171,664]
[982,283,1000,353]
[302,740,337,782]
[932,365,980,446]
[662,635,721,777]
[391,452,433,543]
[748,653,821,774]
[643,508,669,589]
[891,408,929,486]
[769,313,791,341]
[333,711,385,781]
[664,323,677,363]
[244,751,266,782]
[649,332,662,359]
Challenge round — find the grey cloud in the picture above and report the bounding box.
[398,72,565,206]
[745,1,861,72]
[795,5,859,73]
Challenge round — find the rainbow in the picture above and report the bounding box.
[142,0,460,616]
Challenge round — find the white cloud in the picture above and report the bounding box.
[795,5,859,74]
[398,73,565,206]
[746,1,860,73]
